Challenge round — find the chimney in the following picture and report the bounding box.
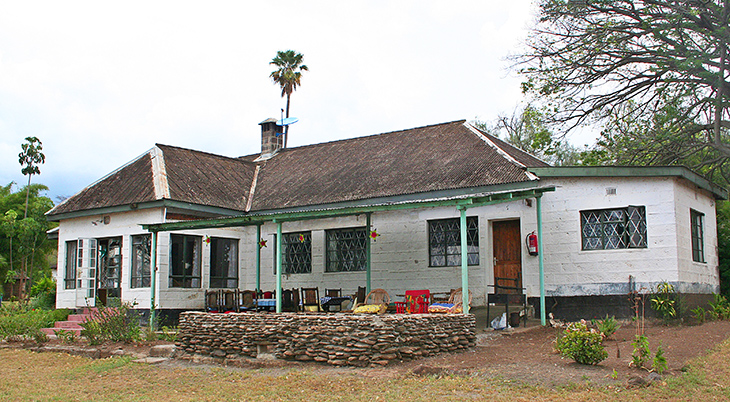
[259,118,284,157]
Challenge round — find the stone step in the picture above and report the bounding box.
[67,314,92,322]
[40,327,82,336]
[54,321,85,329]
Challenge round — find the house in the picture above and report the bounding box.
[46,119,726,323]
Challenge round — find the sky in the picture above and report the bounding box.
[0,0,583,203]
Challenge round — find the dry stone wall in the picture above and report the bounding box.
[177,311,476,366]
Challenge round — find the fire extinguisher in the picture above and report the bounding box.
[526,231,538,256]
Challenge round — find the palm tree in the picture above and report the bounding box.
[270,50,308,147]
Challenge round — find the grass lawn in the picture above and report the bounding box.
[1,338,729,401]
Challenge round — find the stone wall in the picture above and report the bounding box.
[176,312,476,366]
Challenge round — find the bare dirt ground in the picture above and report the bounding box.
[13,319,730,389]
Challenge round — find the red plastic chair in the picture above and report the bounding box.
[396,290,431,314]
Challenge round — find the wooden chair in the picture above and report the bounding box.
[220,289,237,313]
[237,289,257,312]
[300,287,321,312]
[282,288,300,312]
[352,286,367,306]
[205,289,220,312]
[325,288,342,297]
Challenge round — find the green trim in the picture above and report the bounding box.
[141,187,556,233]
[47,199,245,222]
[529,166,728,200]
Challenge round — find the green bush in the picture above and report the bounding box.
[592,315,620,338]
[80,301,142,344]
[708,293,730,320]
[692,306,707,323]
[555,322,608,365]
[652,344,667,374]
[0,303,67,341]
[650,282,678,320]
[631,334,651,368]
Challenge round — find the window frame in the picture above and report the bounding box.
[209,237,239,288]
[580,205,647,251]
[691,209,705,263]
[428,216,479,267]
[281,231,312,274]
[169,234,202,288]
[325,227,367,272]
[130,234,151,288]
[64,240,77,290]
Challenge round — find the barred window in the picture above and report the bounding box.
[428,216,479,267]
[169,234,201,288]
[282,232,311,274]
[691,209,705,263]
[581,206,647,250]
[326,227,367,272]
[130,235,151,288]
[210,237,238,288]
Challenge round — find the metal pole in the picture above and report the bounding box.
[537,195,546,326]
[366,213,372,293]
[149,231,158,329]
[459,207,469,314]
[275,221,282,313]
[256,224,261,293]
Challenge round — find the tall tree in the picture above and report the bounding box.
[18,137,45,219]
[270,50,308,147]
[517,0,729,171]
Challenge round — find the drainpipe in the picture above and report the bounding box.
[458,207,469,314]
[536,195,546,326]
[256,224,261,293]
[366,213,372,292]
[149,231,158,329]
[275,220,282,313]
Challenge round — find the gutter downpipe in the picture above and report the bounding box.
[149,231,158,329]
[275,220,282,313]
[366,213,372,292]
[459,207,469,314]
[537,195,546,326]
[256,224,261,293]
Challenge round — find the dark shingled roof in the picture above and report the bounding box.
[48,120,549,217]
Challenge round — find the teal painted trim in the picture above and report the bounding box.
[459,207,469,314]
[149,232,158,329]
[537,196,546,326]
[275,221,282,313]
[142,187,557,233]
[256,224,261,292]
[529,166,727,200]
[47,199,244,222]
[366,213,372,293]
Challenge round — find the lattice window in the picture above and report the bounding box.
[581,206,646,250]
[691,209,705,263]
[428,216,479,267]
[326,227,367,272]
[210,237,239,287]
[282,232,312,274]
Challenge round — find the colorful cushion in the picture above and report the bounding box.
[428,303,454,313]
[353,304,385,314]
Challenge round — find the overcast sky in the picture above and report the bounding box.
[0,0,579,203]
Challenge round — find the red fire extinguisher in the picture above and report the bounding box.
[526,231,538,256]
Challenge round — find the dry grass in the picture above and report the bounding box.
[1,339,729,401]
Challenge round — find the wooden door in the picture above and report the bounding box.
[492,220,522,293]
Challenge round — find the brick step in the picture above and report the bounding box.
[67,314,92,322]
[54,320,86,329]
[41,327,82,337]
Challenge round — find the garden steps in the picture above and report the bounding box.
[40,308,100,337]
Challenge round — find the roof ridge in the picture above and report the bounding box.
[150,146,170,199]
[156,143,257,166]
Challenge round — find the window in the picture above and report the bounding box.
[282,232,311,274]
[428,216,479,267]
[581,206,647,250]
[326,227,367,272]
[130,235,151,288]
[691,209,705,263]
[169,234,201,288]
[210,237,238,288]
[65,240,77,289]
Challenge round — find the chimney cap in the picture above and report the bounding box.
[259,118,278,125]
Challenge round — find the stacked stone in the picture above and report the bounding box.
[177,312,476,367]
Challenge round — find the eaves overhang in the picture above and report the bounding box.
[46,199,246,222]
[141,185,556,233]
[529,166,728,200]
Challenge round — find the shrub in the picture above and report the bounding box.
[555,322,608,365]
[0,303,66,341]
[650,282,678,320]
[631,334,651,368]
[708,293,730,320]
[692,306,707,324]
[592,315,620,338]
[652,344,667,374]
[54,329,78,344]
[80,301,142,344]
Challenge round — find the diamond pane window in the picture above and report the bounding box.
[691,209,705,263]
[282,232,312,274]
[429,216,479,267]
[581,206,646,251]
[326,228,367,272]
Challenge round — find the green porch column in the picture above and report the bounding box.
[459,207,469,314]
[537,195,546,326]
[256,224,261,293]
[275,221,283,313]
[366,212,372,292]
[149,231,158,329]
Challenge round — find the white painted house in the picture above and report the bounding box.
[46,120,726,322]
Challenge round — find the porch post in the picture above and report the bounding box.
[275,220,283,313]
[366,212,372,292]
[256,224,261,293]
[149,231,158,329]
[458,207,469,314]
[537,195,546,326]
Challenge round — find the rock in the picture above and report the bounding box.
[149,344,176,358]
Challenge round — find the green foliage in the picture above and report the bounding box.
[591,315,620,338]
[652,344,668,374]
[79,302,142,345]
[650,282,678,320]
[555,322,608,365]
[631,334,651,369]
[718,201,730,297]
[692,306,707,324]
[0,303,67,341]
[708,293,730,320]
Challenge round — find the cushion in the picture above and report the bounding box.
[353,304,386,314]
[428,303,454,314]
